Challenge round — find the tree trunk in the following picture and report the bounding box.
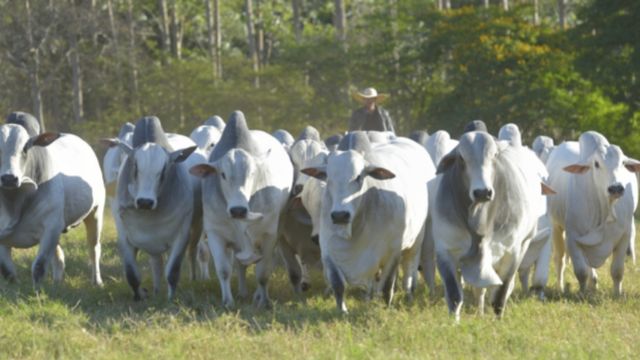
[126,0,139,113]
[169,0,182,59]
[534,0,540,25]
[334,0,346,42]
[158,0,170,53]
[292,0,302,43]
[245,0,259,88]
[484,0,489,9]
[445,0,451,10]
[25,0,45,130]
[558,0,567,29]
[256,0,265,67]
[214,0,222,78]
[205,0,216,81]
[503,0,509,11]
[69,34,84,123]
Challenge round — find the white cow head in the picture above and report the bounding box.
[438,131,504,204]
[0,124,60,191]
[190,148,268,221]
[190,125,222,154]
[119,141,195,210]
[289,139,327,196]
[101,132,133,194]
[498,123,522,147]
[532,135,554,164]
[564,136,640,202]
[302,150,395,227]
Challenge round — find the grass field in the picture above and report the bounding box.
[1,217,640,359]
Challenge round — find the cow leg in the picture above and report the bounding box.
[565,232,591,294]
[491,252,519,318]
[196,237,211,280]
[165,225,191,301]
[552,223,566,293]
[300,260,311,292]
[253,241,276,309]
[186,219,203,281]
[383,258,400,307]
[0,245,17,282]
[278,238,303,294]
[32,229,63,290]
[118,239,144,301]
[149,255,164,295]
[472,287,486,315]
[50,245,65,283]
[208,233,235,308]
[518,267,530,293]
[436,250,463,320]
[531,238,552,300]
[611,233,630,297]
[420,218,437,296]
[627,221,636,265]
[401,245,421,301]
[235,261,249,300]
[324,256,348,314]
[83,205,104,286]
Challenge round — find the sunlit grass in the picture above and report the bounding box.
[1,215,640,359]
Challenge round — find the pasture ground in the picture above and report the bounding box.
[1,217,639,359]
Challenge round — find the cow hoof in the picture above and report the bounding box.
[301,282,311,292]
[253,293,272,309]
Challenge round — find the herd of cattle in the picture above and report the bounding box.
[0,111,638,320]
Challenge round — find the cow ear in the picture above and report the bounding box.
[563,164,590,174]
[189,163,217,178]
[171,146,197,163]
[541,182,556,195]
[100,138,120,148]
[624,159,640,173]
[301,166,327,181]
[436,150,458,174]
[365,166,395,180]
[24,132,61,151]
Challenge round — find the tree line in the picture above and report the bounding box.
[0,0,638,155]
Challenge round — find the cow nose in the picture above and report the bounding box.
[473,188,493,202]
[0,174,18,188]
[136,198,155,210]
[230,206,248,219]
[608,184,625,197]
[292,184,304,196]
[331,211,351,224]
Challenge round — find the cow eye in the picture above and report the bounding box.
[595,161,600,169]
[355,175,363,183]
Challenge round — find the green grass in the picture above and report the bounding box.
[1,217,640,359]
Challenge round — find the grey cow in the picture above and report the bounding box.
[433,131,545,319]
[0,121,105,288]
[113,116,197,300]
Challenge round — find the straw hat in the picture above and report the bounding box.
[353,87,389,103]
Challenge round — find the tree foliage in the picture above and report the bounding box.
[0,0,638,156]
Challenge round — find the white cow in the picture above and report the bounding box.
[190,111,293,308]
[498,123,553,298]
[546,131,639,295]
[0,124,105,287]
[532,135,555,164]
[302,132,433,313]
[434,131,545,319]
[113,116,198,300]
[278,126,325,293]
[419,130,458,294]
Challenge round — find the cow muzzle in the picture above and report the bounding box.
[0,174,19,189]
[608,184,625,199]
[472,188,494,202]
[229,206,249,219]
[331,211,351,224]
[135,198,156,210]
